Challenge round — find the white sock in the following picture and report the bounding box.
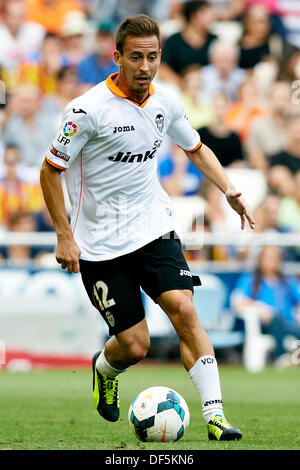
[96,350,127,378]
[189,355,224,422]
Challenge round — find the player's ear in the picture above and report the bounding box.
[158,48,162,63]
[114,49,121,67]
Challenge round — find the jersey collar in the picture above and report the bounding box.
[106,73,155,107]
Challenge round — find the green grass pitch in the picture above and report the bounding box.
[0,363,299,450]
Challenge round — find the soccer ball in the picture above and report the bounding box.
[128,386,190,442]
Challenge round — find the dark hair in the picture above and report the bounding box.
[251,268,291,300]
[116,14,160,54]
[180,63,202,78]
[8,210,34,231]
[57,65,77,81]
[251,246,285,299]
[43,32,58,42]
[182,1,211,22]
[4,143,20,152]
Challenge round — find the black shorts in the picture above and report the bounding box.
[79,231,201,336]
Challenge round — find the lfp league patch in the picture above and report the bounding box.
[63,122,78,137]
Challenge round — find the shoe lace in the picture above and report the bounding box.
[212,416,231,429]
[103,376,119,405]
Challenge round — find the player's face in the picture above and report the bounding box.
[114,35,161,97]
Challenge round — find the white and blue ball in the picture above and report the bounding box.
[128,386,190,442]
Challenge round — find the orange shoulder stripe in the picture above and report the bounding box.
[45,156,66,171]
[189,141,202,153]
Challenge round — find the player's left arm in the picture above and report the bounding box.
[184,143,255,230]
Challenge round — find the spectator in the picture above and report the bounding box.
[279,48,300,82]
[18,33,68,96]
[179,64,213,129]
[96,0,168,30]
[267,166,295,198]
[0,210,38,266]
[25,0,84,35]
[245,81,291,171]
[200,41,247,103]
[208,0,245,21]
[159,1,190,40]
[238,4,282,70]
[251,192,298,261]
[59,11,88,66]
[0,0,45,91]
[185,213,214,262]
[77,21,118,92]
[269,113,300,180]
[159,0,217,90]
[199,179,239,260]
[42,66,80,128]
[231,245,300,361]
[275,0,300,50]
[225,78,267,143]
[3,84,57,168]
[253,192,287,232]
[189,211,220,262]
[198,92,244,167]
[0,144,44,227]
[244,0,287,40]
[277,171,300,244]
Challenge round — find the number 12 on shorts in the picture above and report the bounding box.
[93,280,116,311]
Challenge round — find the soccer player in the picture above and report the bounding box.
[40,14,255,441]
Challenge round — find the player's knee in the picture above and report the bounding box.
[125,337,150,364]
[167,295,199,336]
[171,296,196,321]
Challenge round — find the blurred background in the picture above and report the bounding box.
[0,0,300,374]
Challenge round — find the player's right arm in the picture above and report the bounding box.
[40,160,81,273]
[40,100,95,273]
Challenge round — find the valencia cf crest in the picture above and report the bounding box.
[155,114,164,133]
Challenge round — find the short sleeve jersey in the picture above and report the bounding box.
[45,73,202,261]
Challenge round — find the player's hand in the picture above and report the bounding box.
[225,189,255,230]
[56,236,81,273]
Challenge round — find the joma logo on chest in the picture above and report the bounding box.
[113,125,136,134]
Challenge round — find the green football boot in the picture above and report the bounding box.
[92,351,120,422]
[208,415,242,441]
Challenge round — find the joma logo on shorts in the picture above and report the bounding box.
[113,125,135,133]
[180,269,192,277]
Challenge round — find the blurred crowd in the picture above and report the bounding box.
[0,0,299,270]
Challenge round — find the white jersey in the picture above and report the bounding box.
[45,73,202,261]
